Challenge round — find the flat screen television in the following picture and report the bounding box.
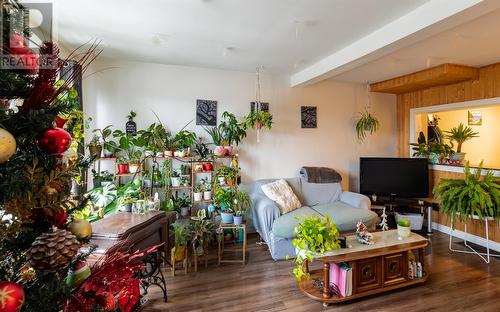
[360,157,429,199]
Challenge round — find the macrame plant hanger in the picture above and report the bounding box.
[255,66,263,143]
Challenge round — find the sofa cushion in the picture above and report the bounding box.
[300,178,342,206]
[261,179,302,214]
[271,206,318,238]
[252,178,303,201]
[311,202,379,233]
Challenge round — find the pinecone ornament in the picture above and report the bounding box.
[28,229,80,271]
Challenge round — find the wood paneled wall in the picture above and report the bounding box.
[396,62,500,242]
[397,62,500,157]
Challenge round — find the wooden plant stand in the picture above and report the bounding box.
[218,222,247,265]
[298,230,429,307]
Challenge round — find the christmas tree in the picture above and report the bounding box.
[1,2,150,311]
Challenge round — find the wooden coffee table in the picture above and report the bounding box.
[298,230,429,306]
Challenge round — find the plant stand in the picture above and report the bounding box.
[191,246,209,272]
[218,222,246,265]
[448,217,500,264]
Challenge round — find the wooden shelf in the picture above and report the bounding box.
[193,199,213,204]
[96,157,116,161]
[298,270,427,304]
[171,186,192,190]
[194,171,213,174]
[115,172,142,177]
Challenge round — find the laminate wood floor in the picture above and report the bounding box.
[145,232,500,312]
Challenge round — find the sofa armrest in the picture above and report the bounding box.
[339,191,370,210]
[250,194,281,243]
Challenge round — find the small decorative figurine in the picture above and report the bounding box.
[379,207,389,231]
[356,220,374,245]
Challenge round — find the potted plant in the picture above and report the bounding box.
[173,128,197,157]
[355,110,379,141]
[117,158,129,174]
[433,162,500,224]
[214,186,234,223]
[117,180,143,212]
[396,217,411,239]
[113,129,146,173]
[92,170,114,188]
[445,123,479,163]
[289,215,340,281]
[201,177,212,200]
[190,209,214,256]
[218,166,238,186]
[219,111,247,155]
[232,189,251,225]
[138,122,168,157]
[87,134,102,158]
[170,170,181,187]
[193,137,211,161]
[172,223,191,262]
[203,125,225,157]
[93,125,116,158]
[173,192,191,217]
[193,185,203,202]
[243,110,273,130]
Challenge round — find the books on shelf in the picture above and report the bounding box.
[408,260,423,279]
[330,262,352,297]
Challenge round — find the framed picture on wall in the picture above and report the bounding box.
[468,110,482,126]
[301,106,317,128]
[250,102,269,113]
[196,99,217,126]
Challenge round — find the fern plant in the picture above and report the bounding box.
[355,110,379,141]
[433,162,500,224]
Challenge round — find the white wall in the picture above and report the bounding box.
[83,58,397,191]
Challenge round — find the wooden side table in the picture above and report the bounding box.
[218,222,246,265]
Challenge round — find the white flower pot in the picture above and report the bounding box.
[144,151,154,157]
[203,191,212,200]
[397,225,411,239]
[171,177,181,187]
[128,163,141,173]
[218,177,225,186]
[233,215,243,225]
[164,150,173,157]
[193,192,202,202]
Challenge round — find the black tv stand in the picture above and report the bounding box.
[368,196,435,236]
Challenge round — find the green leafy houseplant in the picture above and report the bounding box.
[219,111,247,146]
[232,189,252,216]
[243,110,273,130]
[193,137,211,160]
[112,129,146,163]
[445,123,479,153]
[288,215,340,281]
[93,125,117,156]
[138,122,168,154]
[355,110,379,141]
[173,129,197,150]
[190,210,215,255]
[203,125,224,146]
[433,162,500,224]
[213,186,234,212]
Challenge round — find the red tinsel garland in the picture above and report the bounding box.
[65,244,162,312]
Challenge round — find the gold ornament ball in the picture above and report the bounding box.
[68,219,92,239]
[0,128,16,164]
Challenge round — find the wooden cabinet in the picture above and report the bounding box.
[383,253,408,286]
[353,257,382,293]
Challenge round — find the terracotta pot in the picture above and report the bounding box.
[118,163,129,174]
[202,162,213,171]
[226,178,236,186]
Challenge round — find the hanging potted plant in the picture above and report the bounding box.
[445,123,479,164]
[355,109,379,141]
[232,189,252,225]
[243,110,273,130]
[219,111,247,155]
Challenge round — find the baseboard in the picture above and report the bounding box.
[432,222,500,252]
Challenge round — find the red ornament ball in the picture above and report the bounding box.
[5,33,39,74]
[96,292,116,311]
[0,281,25,312]
[53,209,68,228]
[36,127,72,155]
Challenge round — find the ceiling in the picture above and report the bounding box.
[335,8,500,84]
[54,0,430,74]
